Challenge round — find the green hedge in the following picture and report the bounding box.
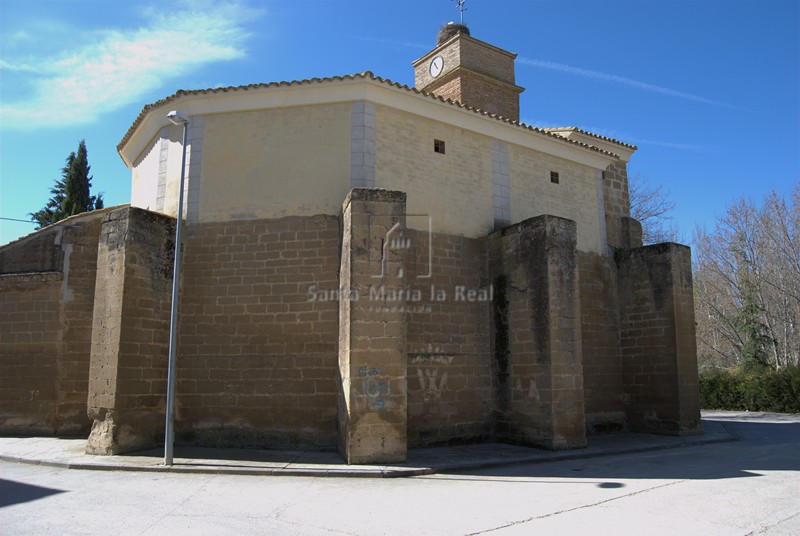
[700,366,800,413]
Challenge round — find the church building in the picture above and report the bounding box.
[0,23,701,464]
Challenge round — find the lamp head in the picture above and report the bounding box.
[166,110,190,125]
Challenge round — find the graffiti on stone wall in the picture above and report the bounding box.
[359,366,397,410]
[416,368,447,401]
[410,344,454,402]
[515,378,540,401]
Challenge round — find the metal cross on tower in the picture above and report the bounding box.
[453,0,467,24]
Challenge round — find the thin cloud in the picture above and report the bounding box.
[354,35,429,51]
[524,119,711,153]
[523,118,567,130]
[518,57,750,112]
[0,59,42,74]
[629,138,711,153]
[3,20,73,49]
[577,125,713,153]
[357,36,747,112]
[575,125,713,153]
[0,1,263,129]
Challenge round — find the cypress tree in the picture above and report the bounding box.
[30,140,104,229]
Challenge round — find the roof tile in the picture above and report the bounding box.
[543,126,637,151]
[118,72,621,160]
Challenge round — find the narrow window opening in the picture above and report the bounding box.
[434,139,446,154]
[550,171,560,184]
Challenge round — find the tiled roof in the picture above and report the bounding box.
[118,72,621,159]
[543,127,637,151]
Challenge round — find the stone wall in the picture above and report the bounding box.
[616,243,702,435]
[1,184,702,463]
[0,273,63,434]
[489,215,586,450]
[374,104,495,238]
[578,252,625,433]
[338,189,408,463]
[198,104,351,223]
[603,161,630,249]
[0,226,63,273]
[406,231,493,447]
[373,105,606,248]
[86,207,175,454]
[0,212,104,435]
[176,215,341,450]
[509,146,603,253]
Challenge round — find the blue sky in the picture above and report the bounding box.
[1,0,797,245]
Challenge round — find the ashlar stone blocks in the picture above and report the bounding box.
[338,189,408,464]
[0,210,104,436]
[86,207,175,454]
[490,215,586,450]
[616,243,702,436]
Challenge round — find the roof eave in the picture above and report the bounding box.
[545,127,637,163]
[118,73,621,171]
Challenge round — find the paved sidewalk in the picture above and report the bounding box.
[0,417,735,478]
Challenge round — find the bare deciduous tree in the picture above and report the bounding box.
[694,184,800,370]
[628,173,678,244]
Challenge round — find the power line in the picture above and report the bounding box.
[0,217,35,224]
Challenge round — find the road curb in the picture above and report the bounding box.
[0,429,737,479]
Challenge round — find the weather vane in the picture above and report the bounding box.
[452,0,467,25]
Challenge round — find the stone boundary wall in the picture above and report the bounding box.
[0,211,105,435]
[0,273,63,434]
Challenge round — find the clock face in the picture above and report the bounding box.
[429,56,444,78]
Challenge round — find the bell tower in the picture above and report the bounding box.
[412,23,525,121]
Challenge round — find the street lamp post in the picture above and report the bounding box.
[164,110,190,466]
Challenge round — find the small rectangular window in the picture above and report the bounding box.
[550,171,560,184]
[434,139,446,154]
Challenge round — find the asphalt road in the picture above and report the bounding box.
[1,411,798,536]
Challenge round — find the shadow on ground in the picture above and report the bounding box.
[0,479,66,508]
[430,417,800,484]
